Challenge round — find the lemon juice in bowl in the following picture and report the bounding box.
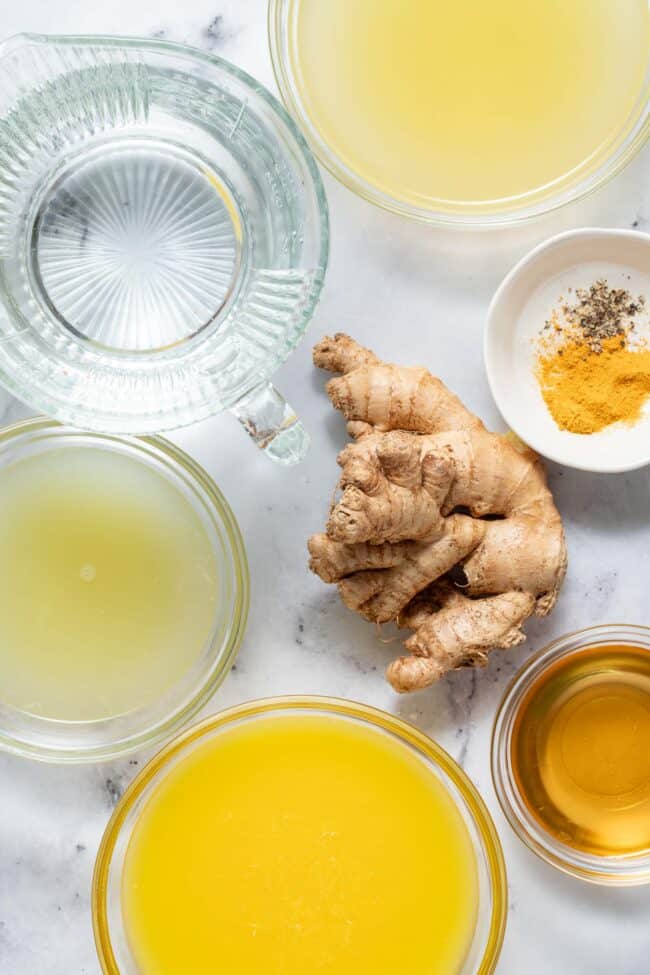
[0,445,217,721]
[0,420,248,761]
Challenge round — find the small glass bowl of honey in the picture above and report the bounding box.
[492,624,650,885]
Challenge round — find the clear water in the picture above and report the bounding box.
[0,41,326,431]
[34,141,242,353]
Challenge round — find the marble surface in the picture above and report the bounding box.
[0,3,649,973]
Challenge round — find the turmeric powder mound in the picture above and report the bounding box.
[536,335,650,435]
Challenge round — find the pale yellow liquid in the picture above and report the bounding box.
[122,713,479,975]
[0,447,218,720]
[294,0,650,206]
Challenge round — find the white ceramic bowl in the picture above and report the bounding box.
[485,228,650,473]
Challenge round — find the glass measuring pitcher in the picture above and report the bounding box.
[0,34,328,463]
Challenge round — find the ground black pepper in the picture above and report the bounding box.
[550,278,646,352]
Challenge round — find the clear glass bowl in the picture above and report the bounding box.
[93,696,507,975]
[269,0,650,227]
[0,34,329,462]
[0,418,249,763]
[492,624,650,885]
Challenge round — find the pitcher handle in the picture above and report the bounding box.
[229,382,310,465]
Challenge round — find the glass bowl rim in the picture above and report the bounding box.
[268,0,650,228]
[491,623,650,885]
[93,694,508,975]
[0,416,250,764]
[0,32,330,434]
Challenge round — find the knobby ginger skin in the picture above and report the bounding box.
[308,334,567,692]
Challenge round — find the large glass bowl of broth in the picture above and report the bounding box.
[269,0,650,226]
[0,418,249,762]
[93,697,507,975]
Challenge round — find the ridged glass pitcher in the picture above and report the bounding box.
[0,34,328,463]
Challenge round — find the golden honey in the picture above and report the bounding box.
[511,645,650,857]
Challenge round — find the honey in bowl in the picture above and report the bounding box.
[121,712,480,975]
[511,644,650,857]
[291,0,650,210]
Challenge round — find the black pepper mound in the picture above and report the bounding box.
[558,279,646,352]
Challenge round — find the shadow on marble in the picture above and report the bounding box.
[324,144,649,300]
[549,464,650,531]
[507,833,650,920]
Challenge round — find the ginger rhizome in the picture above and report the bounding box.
[308,334,567,692]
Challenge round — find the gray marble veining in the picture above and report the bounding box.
[0,3,648,973]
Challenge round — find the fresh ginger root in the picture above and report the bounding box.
[308,334,567,692]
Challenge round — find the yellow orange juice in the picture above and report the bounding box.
[122,712,480,975]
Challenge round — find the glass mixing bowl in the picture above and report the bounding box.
[492,624,650,885]
[0,418,249,763]
[0,34,328,462]
[269,0,650,227]
[93,697,507,975]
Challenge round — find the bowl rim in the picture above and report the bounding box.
[484,226,650,473]
[0,32,330,434]
[0,416,250,763]
[268,0,650,227]
[93,695,508,975]
[491,623,650,886]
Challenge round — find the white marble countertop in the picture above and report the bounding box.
[0,3,649,973]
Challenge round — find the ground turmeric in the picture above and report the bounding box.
[535,279,650,435]
[537,335,650,435]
